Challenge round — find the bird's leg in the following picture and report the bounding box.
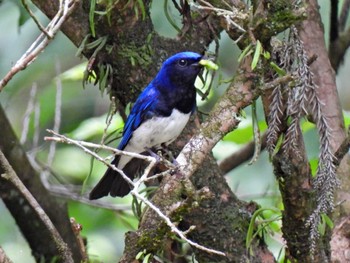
[161,143,179,166]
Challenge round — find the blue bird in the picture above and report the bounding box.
[89,52,207,199]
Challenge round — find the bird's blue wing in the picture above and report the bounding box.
[118,86,158,150]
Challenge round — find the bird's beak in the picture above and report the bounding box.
[198,59,219,70]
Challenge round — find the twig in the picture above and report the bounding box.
[45,132,136,187]
[144,169,175,182]
[32,102,41,149]
[42,179,132,211]
[0,150,74,263]
[21,0,51,38]
[20,83,37,144]
[70,218,88,261]
[192,0,246,33]
[101,96,117,145]
[0,0,78,91]
[45,131,226,256]
[48,62,63,166]
[260,74,294,91]
[333,127,350,167]
[25,151,132,212]
[41,62,63,190]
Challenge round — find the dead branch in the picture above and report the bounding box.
[0,0,78,91]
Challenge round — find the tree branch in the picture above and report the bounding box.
[0,0,78,91]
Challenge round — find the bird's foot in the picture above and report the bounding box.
[159,144,176,162]
[145,147,162,163]
[159,144,179,167]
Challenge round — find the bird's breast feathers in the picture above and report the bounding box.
[117,109,191,169]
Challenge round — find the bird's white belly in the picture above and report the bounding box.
[118,109,191,169]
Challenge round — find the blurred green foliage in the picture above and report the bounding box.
[0,0,343,262]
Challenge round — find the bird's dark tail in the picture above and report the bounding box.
[89,156,146,200]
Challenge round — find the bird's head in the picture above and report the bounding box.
[155,52,204,89]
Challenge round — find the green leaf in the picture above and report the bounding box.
[16,1,31,27]
[223,121,267,144]
[251,40,262,70]
[238,44,252,62]
[309,158,319,177]
[318,218,326,236]
[69,113,123,140]
[246,207,281,255]
[59,63,87,81]
[322,214,334,229]
[343,112,350,127]
[143,253,151,263]
[136,0,146,20]
[136,250,144,260]
[300,119,315,132]
[89,0,96,37]
[263,51,271,60]
[270,62,287,76]
[75,34,90,57]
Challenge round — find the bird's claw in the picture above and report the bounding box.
[145,147,162,163]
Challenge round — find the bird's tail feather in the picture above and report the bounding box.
[89,156,146,200]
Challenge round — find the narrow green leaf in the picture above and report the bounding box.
[164,0,181,32]
[322,214,334,229]
[143,253,151,263]
[136,0,146,20]
[238,44,252,62]
[89,0,96,37]
[251,40,262,70]
[318,219,326,236]
[94,10,108,15]
[136,251,144,260]
[246,207,280,254]
[270,62,287,76]
[16,2,31,26]
[248,101,261,165]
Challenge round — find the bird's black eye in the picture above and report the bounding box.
[178,59,188,67]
